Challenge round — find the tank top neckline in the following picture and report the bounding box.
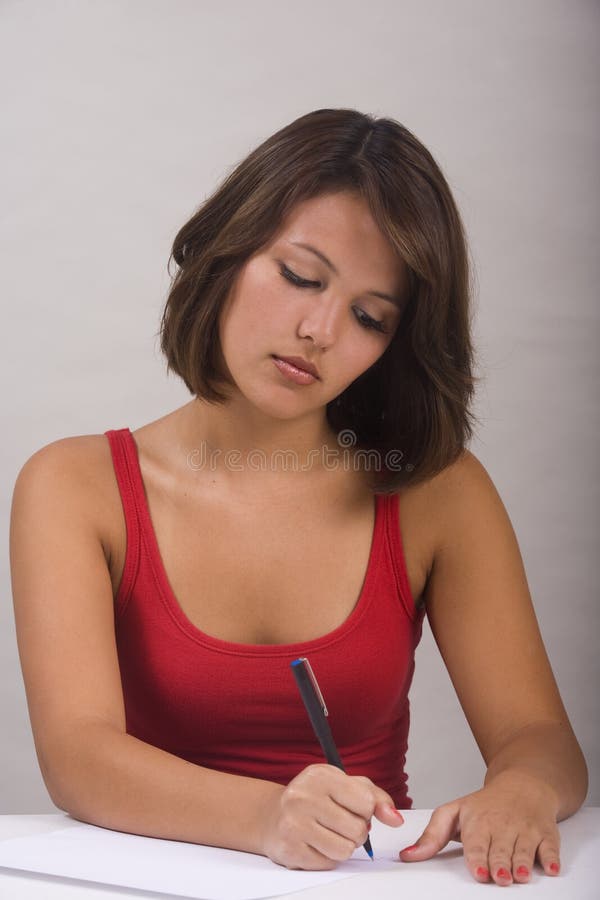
[113,426,390,656]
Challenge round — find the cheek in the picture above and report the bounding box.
[236,269,279,329]
[220,278,279,361]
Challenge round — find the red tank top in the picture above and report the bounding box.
[105,427,426,809]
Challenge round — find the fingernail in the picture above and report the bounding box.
[388,805,403,817]
[549,861,560,874]
[476,866,489,879]
[497,867,511,880]
[517,865,529,877]
[402,844,419,853]
[367,822,371,832]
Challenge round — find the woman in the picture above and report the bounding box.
[10,108,587,886]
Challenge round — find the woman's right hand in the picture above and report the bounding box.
[259,764,405,870]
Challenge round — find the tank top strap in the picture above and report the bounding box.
[379,491,418,621]
[104,427,145,613]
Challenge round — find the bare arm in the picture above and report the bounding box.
[424,450,587,814]
[9,438,400,867]
[399,450,587,885]
[46,721,286,852]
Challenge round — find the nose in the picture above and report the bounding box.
[297,293,345,349]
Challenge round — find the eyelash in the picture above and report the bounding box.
[279,265,388,334]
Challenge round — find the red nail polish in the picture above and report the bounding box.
[549,861,560,874]
[497,867,511,879]
[476,866,489,879]
[367,822,371,832]
[402,844,419,853]
[517,865,529,876]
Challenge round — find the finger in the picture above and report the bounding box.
[536,828,561,877]
[488,831,517,885]
[460,827,492,883]
[331,775,405,828]
[511,832,536,883]
[309,819,364,863]
[399,802,460,861]
[315,803,372,852]
[353,778,405,826]
[372,798,405,827]
[281,841,339,871]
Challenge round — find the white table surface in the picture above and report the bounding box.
[0,808,598,899]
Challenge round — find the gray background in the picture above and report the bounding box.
[1,0,598,812]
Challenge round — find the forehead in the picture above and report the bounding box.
[269,191,407,293]
[276,191,383,243]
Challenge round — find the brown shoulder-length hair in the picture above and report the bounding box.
[158,108,481,493]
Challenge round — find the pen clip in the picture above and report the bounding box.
[299,657,329,717]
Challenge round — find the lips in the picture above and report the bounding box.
[272,355,320,380]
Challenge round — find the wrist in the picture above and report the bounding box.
[484,767,560,816]
[249,780,286,856]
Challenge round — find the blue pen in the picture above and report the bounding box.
[291,656,374,860]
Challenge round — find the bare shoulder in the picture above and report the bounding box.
[419,448,504,554]
[14,433,115,496]
[12,434,117,558]
[395,449,508,609]
[396,448,486,547]
[428,446,494,498]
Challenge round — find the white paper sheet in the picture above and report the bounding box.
[0,816,410,900]
[1,810,598,899]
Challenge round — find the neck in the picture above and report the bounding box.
[178,397,349,484]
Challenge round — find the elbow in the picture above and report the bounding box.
[576,748,589,808]
[35,739,78,814]
[33,721,121,820]
[36,751,72,814]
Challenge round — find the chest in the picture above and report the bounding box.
[106,467,431,646]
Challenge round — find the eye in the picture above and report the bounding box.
[279,264,320,289]
[279,264,389,335]
[352,309,388,334]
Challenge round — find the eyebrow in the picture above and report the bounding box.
[288,241,404,308]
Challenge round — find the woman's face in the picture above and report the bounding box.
[217,190,408,421]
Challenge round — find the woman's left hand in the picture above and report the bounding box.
[398,772,562,886]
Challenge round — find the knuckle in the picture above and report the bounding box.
[358,792,375,814]
[305,764,327,780]
[354,775,373,788]
[282,784,304,808]
[433,799,456,817]
[512,848,534,865]
[464,844,489,861]
[335,836,359,861]
[351,821,369,846]
[316,857,338,871]
[513,837,534,855]
[489,846,513,862]
[351,777,375,806]
[432,800,451,814]
[542,829,561,848]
